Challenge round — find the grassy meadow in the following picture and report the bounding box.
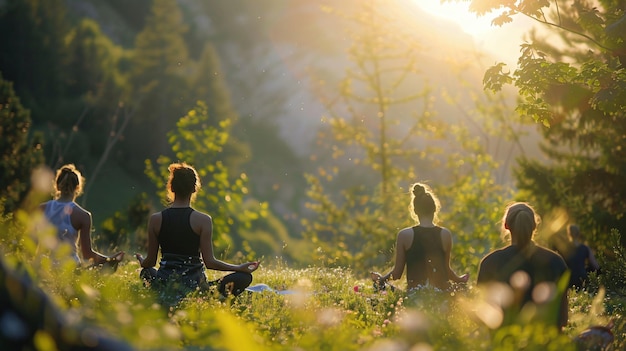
[1,212,625,351]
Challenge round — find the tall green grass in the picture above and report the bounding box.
[1,211,624,350]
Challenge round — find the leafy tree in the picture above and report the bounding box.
[435,59,526,270]
[302,1,510,271]
[0,0,69,118]
[0,72,44,214]
[189,44,249,176]
[48,18,130,170]
[97,192,151,251]
[471,0,626,247]
[105,0,152,33]
[145,101,268,254]
[63,18,127,104]
[124,0,192,174]
[302,0,433,268]
[0,1,132,178]
[196,2,311,237]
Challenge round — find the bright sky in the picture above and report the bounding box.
[417,0,496,37]
[412,0,534,64]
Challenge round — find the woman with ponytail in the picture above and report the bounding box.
[39,164,124,266]
[375,182,469,291]
[477,202,568,329]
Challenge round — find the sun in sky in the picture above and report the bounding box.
[410,0,534,64]
[414,0,496,38]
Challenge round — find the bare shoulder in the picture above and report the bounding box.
[190,210,212,222]
[397,227,413,238]
[440,227,452,238]
[72,203,91,219]
[396,227,413,247]
[189,210,212,234]
[439,227,453,250]
[148,212,162,225]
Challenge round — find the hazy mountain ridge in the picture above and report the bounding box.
[65,0,503,149]
[61,0,541,230]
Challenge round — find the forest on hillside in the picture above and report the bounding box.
[2,0,626,350]
[1,0,626,269]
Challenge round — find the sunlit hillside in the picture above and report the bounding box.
[3,0,550,261]
[2,1,626,349]
[66,0,543,181]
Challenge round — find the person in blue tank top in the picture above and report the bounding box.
[39,164,124,266]
[374,182,469,291]
[136,162,258,298]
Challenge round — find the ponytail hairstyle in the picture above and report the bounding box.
[409,182,440,224]
[166,162,201,203]
[53,164,84,199]
[503,202,540,249]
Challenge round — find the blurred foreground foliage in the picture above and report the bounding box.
[1,210,625,351]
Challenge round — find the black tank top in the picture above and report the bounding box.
[405,226,449,289]
[158,207,200,257]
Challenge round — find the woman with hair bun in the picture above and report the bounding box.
[375,182,469,291]
[39,164,124,266]
[477,202,568,329]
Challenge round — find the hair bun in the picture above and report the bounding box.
[412,183,427,197]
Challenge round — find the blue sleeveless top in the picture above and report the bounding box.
[43,200,80,263]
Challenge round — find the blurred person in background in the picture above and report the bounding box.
[554,224,600,289]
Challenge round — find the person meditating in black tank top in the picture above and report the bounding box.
[405,226,450,289]
[135,162,259,299]
[375,182,468,291]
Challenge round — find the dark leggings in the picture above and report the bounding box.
[206,271,253,297]
[140,268,252,297]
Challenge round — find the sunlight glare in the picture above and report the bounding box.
[31,165,54,193]
[396,310,429,332]
[410,342,434,351]
[510,270,531,291]
[485,282,514,308]
[409,0,532,64]
[413,0,496,38]
[475,301,504,329]
[532,282,556,304]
